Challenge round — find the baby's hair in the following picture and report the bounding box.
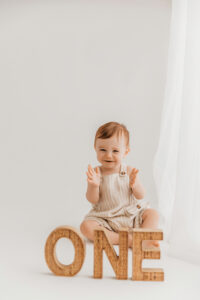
[94,121,130,148]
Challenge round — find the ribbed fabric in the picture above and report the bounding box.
[84,163,150,232]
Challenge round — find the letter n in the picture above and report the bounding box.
[94,228,128,279]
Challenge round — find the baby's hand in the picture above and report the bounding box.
[86,165,101,187]
[129,168,139,190]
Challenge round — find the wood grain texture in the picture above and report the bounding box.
[44,226,85,276]
[94,227,128,279]
[132,228,164,281]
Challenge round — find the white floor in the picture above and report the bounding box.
[1,233,200,300]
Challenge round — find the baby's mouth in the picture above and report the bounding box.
[105,160,113,162]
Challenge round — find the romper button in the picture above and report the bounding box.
[137,204,141,209]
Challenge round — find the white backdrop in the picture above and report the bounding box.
[0,0,170,283]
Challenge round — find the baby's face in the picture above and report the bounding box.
[94,134,130,170]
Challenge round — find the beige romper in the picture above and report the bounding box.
[84,163,150,232]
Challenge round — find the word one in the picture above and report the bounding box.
[44,226,164,281]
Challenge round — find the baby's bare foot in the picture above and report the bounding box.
[142,240,160,249]
[128,233,160,249]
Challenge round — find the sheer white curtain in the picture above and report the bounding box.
[153,0,200,264]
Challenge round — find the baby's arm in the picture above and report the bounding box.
[129,167,145,199]
[86,184,99,204]
[85,165,100,204]
[131,175,145,199]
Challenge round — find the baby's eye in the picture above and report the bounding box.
[113,150,119,153]
[100,149,106,151]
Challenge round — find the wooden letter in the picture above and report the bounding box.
[94,228,128,279]
[44,226,85,276]
[132,228,164,281]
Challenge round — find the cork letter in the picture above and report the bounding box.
[45,226,85,276]
[94,228,128,279]
[132,228,164,281]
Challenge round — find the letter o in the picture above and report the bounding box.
[44,226,85,276]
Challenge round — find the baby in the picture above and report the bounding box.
[80,121,159,249]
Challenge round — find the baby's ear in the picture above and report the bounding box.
[125,148,130,155]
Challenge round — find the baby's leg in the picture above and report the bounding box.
[80,219,119,244]
[80,220,132,247]
[140,208,160,248]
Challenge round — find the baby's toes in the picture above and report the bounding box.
[142,240,160,249]
[153,240,160,247]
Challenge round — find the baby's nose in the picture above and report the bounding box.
[106,152,112,159]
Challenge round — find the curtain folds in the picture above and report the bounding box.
[153,0,200,264]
